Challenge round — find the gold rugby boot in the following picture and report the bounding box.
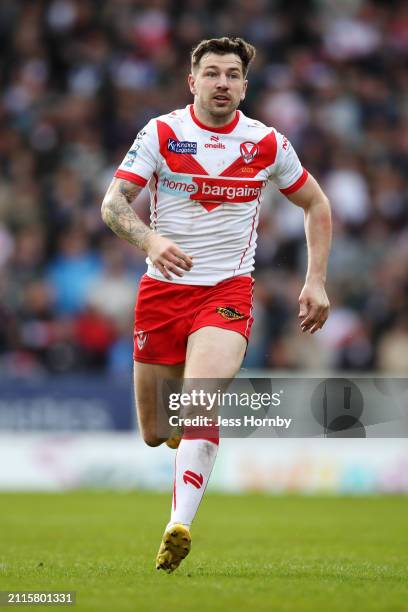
[156,524,191,573]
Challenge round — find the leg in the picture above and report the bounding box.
[157,327,246,572]
[184,326,246,378]
[133,360,184,447]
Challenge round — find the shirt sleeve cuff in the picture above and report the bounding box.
[279,168,309,195]
[114,169,148,187]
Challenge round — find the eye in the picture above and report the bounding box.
[206,71,217,78]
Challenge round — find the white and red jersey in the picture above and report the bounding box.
[115,104,308,285]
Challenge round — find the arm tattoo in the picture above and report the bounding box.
[101,180,152,250]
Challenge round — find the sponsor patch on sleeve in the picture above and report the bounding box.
[124,146,140,167]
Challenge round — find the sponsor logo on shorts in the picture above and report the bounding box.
[136,330,148,350]
[167,138,197,155]
[216,306,245,320]
[240,141,259,164]
[183,470,203,489]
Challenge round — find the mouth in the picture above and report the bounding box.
[213,95,230,102]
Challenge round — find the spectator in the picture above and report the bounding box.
[46,227,101,315]
[0,0,407,373]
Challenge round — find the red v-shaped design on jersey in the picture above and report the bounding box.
[156,120,278,211]
[157,120,216,211]
[219,130,278,178]
[157,120,208,176]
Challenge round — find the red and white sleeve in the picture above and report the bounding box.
[114,119,159,187]
[270,131,308,195]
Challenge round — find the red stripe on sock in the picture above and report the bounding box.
[183,425,219,445]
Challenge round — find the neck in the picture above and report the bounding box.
[193,100,236,128]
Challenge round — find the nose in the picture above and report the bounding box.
[216,74,229,89]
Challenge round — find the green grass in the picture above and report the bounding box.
[0,493,407,612]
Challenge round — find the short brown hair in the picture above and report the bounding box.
[191,36,256,77]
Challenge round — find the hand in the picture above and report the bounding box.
[144,233,193,280]
[298,279,330,334]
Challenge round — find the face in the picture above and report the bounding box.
[188,53,248,119]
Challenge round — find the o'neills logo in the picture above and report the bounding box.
[191,177,265,203]
[205,136,225,149]
[183,470,203,489]
[204,142,226,149]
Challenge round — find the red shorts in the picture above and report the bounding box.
[133,274,254,365]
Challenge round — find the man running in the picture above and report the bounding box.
[101,36,331,573]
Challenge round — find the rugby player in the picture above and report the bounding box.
[101,36,331,573]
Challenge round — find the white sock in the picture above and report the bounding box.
[167,438,218,529]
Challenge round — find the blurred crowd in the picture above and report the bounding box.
[0,0,407,375]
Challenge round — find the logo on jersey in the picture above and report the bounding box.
[160,173,198,195]
[167,138,197,155]
[124,146,139,167]
[216,306,245,320]
[136,330,148,350]
[159,174,265,206]
[192,177,264,203]
[205,135,225,149]
[183,470,204,489]
[240,141,259,164]
[136,130,147,141]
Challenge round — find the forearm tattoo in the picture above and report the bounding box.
[102,180,152,249]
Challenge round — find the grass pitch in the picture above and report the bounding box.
[0,492,407,612]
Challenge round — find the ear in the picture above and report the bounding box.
[240,79,248,101]
[188,73,196,96]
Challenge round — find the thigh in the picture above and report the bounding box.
[184,278,253,379]
[134,275,191,365]
[184,326,246,379]
[180,327,245,437]
[188,276,254,368]
[133,360,184,444]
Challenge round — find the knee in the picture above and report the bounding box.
[142,433,165,447]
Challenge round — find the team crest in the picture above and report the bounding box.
[216,306,245,321]
[136,330,148,350]
[240,141,259,164]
